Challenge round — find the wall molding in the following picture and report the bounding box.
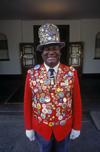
[0,74,100,79]
[82,73,100,78]
[0,75,22,79]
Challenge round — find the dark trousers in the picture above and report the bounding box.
[35,132,70,152]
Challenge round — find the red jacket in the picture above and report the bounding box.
[24,63,82,141]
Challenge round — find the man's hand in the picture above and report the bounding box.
[70,129,80,139]
[25,129,35,141]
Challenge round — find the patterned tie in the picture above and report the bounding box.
[49,68,55,88]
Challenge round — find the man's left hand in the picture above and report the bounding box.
[70,129,80,139]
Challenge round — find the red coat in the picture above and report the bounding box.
[24,63,82,141]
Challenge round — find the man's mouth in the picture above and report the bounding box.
[47,57,56,59]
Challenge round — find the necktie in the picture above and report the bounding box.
[49,68,55,87]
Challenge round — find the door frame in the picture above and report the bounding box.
[68,42,84,77]
[20,43,36,79]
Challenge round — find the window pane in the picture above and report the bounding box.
[0,49,8,59]
[95,52,100,58]
[72,58,78,65]
[23,58,35,66]
[96,38,100,48]
[72,46,79,53]
[95,32,100,58]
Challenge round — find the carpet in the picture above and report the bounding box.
[90,111,100,130]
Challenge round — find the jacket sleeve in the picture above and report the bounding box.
[72,69,82,130]
[24,72,32,130]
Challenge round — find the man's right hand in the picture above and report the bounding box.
[25,129,35,141]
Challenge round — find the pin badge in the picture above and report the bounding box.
[48,110,52,114]
[40,93,45,97]
[64,66,69,71]
[59,98,63,102]
[38,116,42,121]
[62,113,66,117]
[40,79,43,83]
[56,112,60,116]
[64,89,67,92]
[49,122,52,127]
[46,103,52,110]
[42,108,48,114]
[68,71,73,76]
[43,120,48,125]
[69,80,72,84]
[41,113,45,119]
[63,97,67,102]
[37,109,41,114]
[36,79,40,82]
[60,120,66,126]
[34,64,40,70]
[42,86,47,90]
[62,103,66,108]
[45,96,51,102]
[36,83,40,87]
[50,78,54,85]
[58,92,64,98]
[34,88,38,93]
[70,66,75,71]
[57,88,60,92]
[60,88,63,91]
[55,122,59,125]
[65,74,68,77]
[60,82,68,86]
[40,97,45,103]
[44,79,50,86]
[56,107,60,112]
[33,97,38,104]
[37,103,41,109]
[42,104,46,108]
[66,93,70,98]
[31,71,34,74]
[58,115,63,120]
[35,73,38,77]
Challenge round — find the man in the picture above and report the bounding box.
[24,23,82,152]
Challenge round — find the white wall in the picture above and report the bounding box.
[22,20,81,42]
[81,19,100,73]
[0,19,100,74]
[0,20,22,74]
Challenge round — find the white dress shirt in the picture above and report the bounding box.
[44,62,60,79]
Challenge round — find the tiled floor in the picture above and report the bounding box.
[79,77,100,111]
[0,77,100,152]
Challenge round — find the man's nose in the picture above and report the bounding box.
[49,49,54,54]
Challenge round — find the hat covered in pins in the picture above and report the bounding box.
[36,23,65,51]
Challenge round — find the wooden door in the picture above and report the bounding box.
[20,43,36,79]
[34,25,43,65]
[58,25,69,65]
[68,42,84,77]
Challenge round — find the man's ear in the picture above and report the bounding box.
[60,50,62,56]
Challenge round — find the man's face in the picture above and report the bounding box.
[41,44,61,68]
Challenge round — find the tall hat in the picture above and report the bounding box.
[36,23,65,51]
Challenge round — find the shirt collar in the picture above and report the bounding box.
[44,62,60,73]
